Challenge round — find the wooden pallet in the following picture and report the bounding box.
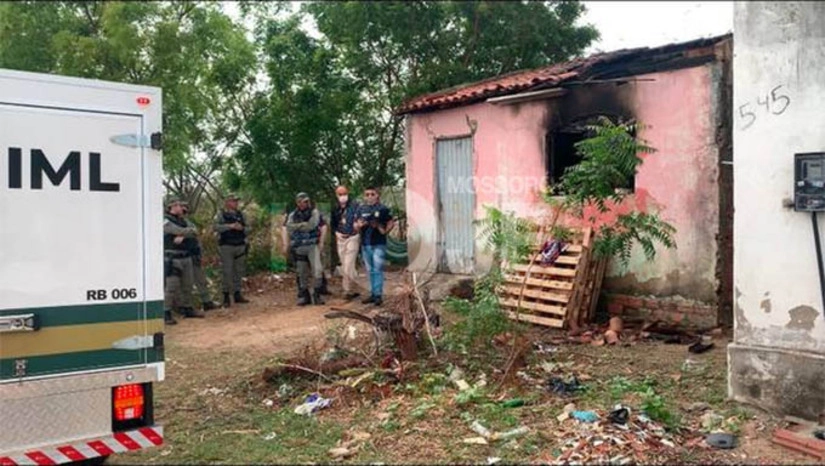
[500,227,605,329]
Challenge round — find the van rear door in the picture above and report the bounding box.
[0,103,159,381]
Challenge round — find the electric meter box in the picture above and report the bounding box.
[795,152,825,212]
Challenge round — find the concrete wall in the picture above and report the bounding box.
[730,1,825,420]
[405,61,727,317]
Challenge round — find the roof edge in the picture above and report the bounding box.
[395,32,732,116]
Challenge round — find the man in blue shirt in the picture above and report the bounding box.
[355,186,394,306]
[331,185,361,300]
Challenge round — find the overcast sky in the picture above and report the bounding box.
[221,1,734,56]
[581,1,733,53]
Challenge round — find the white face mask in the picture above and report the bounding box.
[338,195,348,204]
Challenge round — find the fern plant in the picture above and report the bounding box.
[474,205,536,269]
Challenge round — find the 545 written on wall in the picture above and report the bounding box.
[738,84,791,131]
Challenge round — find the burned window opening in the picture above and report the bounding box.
[546,114,637,196]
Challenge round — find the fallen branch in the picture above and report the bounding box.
[412,272,438,357]
[272,363,333,381]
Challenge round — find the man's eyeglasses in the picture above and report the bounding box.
[364,192,377,197]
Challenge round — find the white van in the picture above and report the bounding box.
[0,68,165,464]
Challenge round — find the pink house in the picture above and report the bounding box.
[397,35,733,328]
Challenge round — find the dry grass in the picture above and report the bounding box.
[109,273,812,465]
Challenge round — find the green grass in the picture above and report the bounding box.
[113,407,344,464]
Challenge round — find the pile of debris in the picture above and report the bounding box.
[536,317,721,354]
[325,272,441,361]
[262,272,441,390]
[549,408,679,464]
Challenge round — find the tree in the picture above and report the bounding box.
[232,1,598,205]
[0,1,258,210]
[228,16,366,206]
[556,118,676,266]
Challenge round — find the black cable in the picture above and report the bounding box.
[812,212,825,312]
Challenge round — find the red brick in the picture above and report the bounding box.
[772,429,825,460]
[661,301,680,313]
[643,299,659,310]
[676,305,696,315]
[624,296,644,308]
[607,302,624,316]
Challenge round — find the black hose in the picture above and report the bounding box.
[812,212,825,312]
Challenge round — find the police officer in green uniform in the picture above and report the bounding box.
[213,193,251,308]
[286,192,325,305]
[164,198,206,323]
[181,201,217,311]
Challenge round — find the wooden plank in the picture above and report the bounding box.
[566,229,592,328]
[505,310,564,328]
[579,259,598,326]
[581,226,593,248]
[587,258,608,323]
[502,275,574,291]
[527,255,580,266]
[509,264,576,278]
[501,286,570,304]
[501,298,566,316]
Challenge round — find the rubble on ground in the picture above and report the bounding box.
[547,410,679,464]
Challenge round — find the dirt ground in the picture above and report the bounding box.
[112,272,817,465]
[169,270,410,355]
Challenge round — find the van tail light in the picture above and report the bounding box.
[113,384,145,422]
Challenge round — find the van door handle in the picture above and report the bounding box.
[0,314,39,333]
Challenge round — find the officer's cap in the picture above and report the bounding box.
[225,193,240,201]
[165,197,182,208]
[296,192,310,201]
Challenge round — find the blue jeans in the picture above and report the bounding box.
[362,244,386,298]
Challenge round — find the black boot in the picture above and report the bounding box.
[222,293,231,308]
[312,287,325,305]
[320,275,331,295]
[164,310,177,325]
[297,289,311,306]
[234,291,250,304]
[202,301,217,311]
[182,307,205,318]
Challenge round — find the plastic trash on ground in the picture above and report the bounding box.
[572,410,599,423]
[294,393,332,416]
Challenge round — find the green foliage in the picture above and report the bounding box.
[444,269,512,350]
[640,386,680,429]
[559,117,654,212]
[234,1,598,205]
[269,256,288,273]
[444,206,544,349]
[453,385,487,406]
[594,212,677,267]
[0,1,257,180]
[607,376,680,430]
[418,373,450,396]
[552,118,676,267]
[475,206,536,266]
[410,401,437,419]
[231,15,366,204]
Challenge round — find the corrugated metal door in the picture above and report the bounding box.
[436,137,475,274]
